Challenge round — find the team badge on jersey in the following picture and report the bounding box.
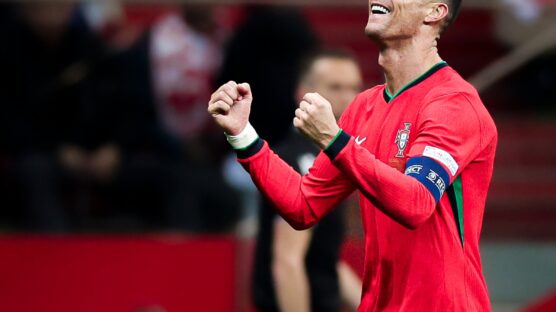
[395,123,412,158]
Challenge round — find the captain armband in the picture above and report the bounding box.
[404,156,451,203]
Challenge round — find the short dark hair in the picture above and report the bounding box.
[298,49,358,83]
[442,0,463,32]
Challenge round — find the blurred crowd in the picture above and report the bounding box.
[0,1,330,234]
[0,2,237,233]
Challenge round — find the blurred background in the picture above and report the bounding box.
[0,0,555,311]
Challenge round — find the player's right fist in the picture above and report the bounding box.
[208,81,253,136]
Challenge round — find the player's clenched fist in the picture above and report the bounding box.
[208,81,252,135]
[294,93,341,149]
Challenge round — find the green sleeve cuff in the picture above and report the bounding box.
[324,129,351,160]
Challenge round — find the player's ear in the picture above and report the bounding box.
[424,2,449,24]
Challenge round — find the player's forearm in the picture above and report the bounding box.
[326,132,436,229]
[237,139,319,230]
[272,221,312,312]
[272,258,311,312]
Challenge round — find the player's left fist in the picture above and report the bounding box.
[294,93,341,149]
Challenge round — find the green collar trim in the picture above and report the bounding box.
[383,61,448,103]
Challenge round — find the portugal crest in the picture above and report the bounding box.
[395,123,412,158]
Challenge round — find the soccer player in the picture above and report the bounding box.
[252,50,363,312]
[208,0,497,310]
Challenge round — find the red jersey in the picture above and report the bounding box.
[237,63,497,311]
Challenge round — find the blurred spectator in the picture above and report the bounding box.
[147,6,240,232]
[217,6,318,145]
[73,28,189,231]
[151,9,220,143]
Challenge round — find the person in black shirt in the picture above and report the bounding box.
[252,50,364,312]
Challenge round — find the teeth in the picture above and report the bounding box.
[371,4,390,14]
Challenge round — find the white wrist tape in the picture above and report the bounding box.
[225,122,259,150]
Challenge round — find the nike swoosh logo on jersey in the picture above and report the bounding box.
[355,136,367,145]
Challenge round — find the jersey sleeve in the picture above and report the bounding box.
[324,93,486,229]
[235,94,364,230]
[327,136,437,229]
[407,92,484,182]
[237,140,355,230]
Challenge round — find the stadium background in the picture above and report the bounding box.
[0,0,555,311]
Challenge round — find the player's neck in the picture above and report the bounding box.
[379,37,443,96]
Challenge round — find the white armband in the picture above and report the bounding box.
[225,122,259,150]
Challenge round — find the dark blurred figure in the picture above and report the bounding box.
[217,6,318,145]
[0,2,103,231]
